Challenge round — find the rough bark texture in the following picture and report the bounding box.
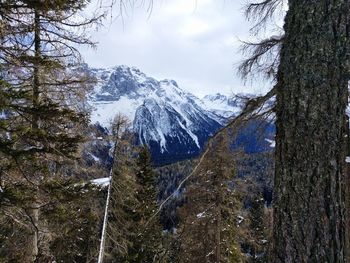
[272,0,350,262]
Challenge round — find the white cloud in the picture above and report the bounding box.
[80,0,277,97]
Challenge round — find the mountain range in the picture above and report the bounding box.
[88,65,274,165]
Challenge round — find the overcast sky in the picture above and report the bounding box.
[80,0,278,97]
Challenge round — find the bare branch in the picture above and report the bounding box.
[238,34,284,80]
[245,0,286,33]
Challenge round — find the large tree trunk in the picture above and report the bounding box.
[272,0,350,262]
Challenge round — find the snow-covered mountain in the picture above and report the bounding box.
[200,93,245,118]
[89,65,233,164]
[90,66,228,124]
[88,65,274,165]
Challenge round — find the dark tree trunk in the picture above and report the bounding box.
[272,0,350,262]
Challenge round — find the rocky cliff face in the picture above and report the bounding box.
[88,65,274,165]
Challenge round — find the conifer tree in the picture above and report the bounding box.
[128,145,163,263]
[102,115,139,263]
[247,195,268,262]
[43,180,101,263]
[178,134,243,263]
[0,1,103,261]
[99,117,164,263]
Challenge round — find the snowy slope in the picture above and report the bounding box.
[87,65,276,165]
[89,66,146,123]
[89,66,224,164]
[200,93,245,118]
[90,66,222,125]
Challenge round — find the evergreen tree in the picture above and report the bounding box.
[0,1,102,261]
[95,116,164,263]
[128,145,163,262]
[178,134,243,263]
[43,180,101,263]
[247,195,268,262]
[103,115,139,263]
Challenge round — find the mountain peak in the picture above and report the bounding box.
[203,93,228,101]
[160,79,179,88]
[89,65,228,164]
[111,65,145,77]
